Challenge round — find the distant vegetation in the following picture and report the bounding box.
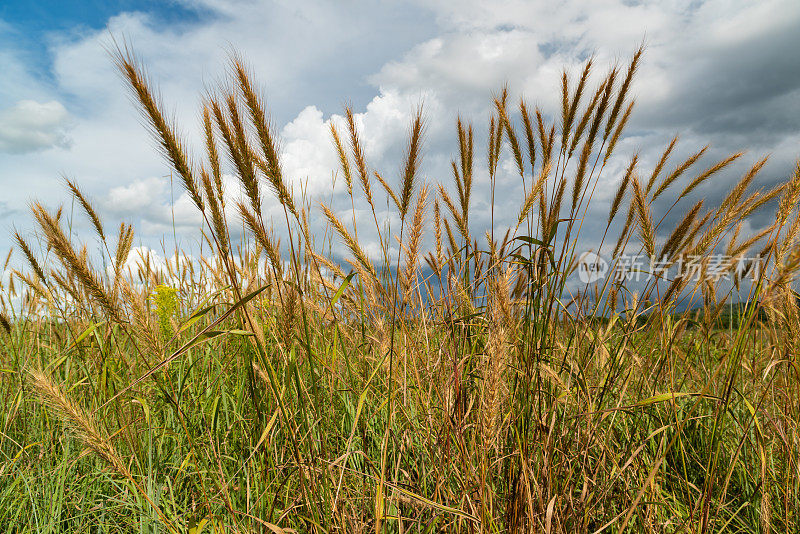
[1,44,798,532]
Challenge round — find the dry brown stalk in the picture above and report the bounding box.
[239,202,282,278]
[32,203,122,323]
[587,67,617,147]
[28,368,129,475]
[572,140,593,210]
[226,93,264,213]
[14,232,47,283]
[728,225,773,261]
[645,136,678,196]
[604,45,643,140]
[535,108,552,164]
[603,99,635,164]
[375,171,401,213]
[518,160,552,226]
[678,152,743,201]
[660,199,703,261]
[651,145,709,201]
[560,71,570,149]
[403,185,429,295]
[200,168,230,256]
[632,175,655,259]
[345,106,373,207]
[113,222,135,288]
[202,106,224,200]
[776,160,800,230]
[320,203,377,281]
[488,115,499,178]
[443,216,459,257]
[330,122,354,196]
[519,99,537,175]
[569,77,608,159]
[64,178,105,241]
[481,261,512,450]
[233,59,297,217]
[439,184,467,240]
[434,199,443,266]
[550,178,567,231]
[29,368,179,532]
[564,58,593,147]
[717,157,769,219]
[608,155,637,224]
[496,98,524,177]
[736,183,785,221]
[113,47,203,211]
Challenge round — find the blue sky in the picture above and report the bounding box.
[0,1,206,93]
[1,0,799,280]
[1,1,203,34]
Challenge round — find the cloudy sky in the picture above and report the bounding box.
[1,0,799,274]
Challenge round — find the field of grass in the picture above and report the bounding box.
[1,46,799,532]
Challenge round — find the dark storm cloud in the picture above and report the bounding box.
[635,16,800,145]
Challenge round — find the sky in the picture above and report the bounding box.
[1,0,799,282]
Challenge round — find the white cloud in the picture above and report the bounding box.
[0,100,71,154]
[280,105,340,194]
[1,0,800,264]
[120,246,163,275]
[106,176,167,214]
[115,246,195,281]
[104,175,208,232]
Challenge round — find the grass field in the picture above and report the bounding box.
[1,46,799,532]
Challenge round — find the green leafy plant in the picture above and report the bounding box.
[151,284,179,340]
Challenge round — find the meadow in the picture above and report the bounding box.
[1,45,798,532]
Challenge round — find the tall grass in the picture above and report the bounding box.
[1,45,799,533]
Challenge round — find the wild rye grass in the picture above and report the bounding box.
[1,45,799,532]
